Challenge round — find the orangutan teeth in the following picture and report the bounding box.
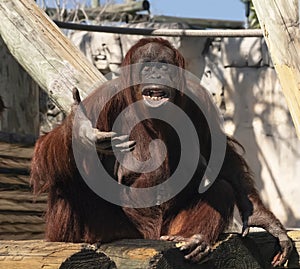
[150,96,164,101]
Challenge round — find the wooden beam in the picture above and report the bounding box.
[252,0,300,139]
[54,20,263,37]
[0,232,299,269]
[0,0,107,114]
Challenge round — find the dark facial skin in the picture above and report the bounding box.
[132,42,178,108]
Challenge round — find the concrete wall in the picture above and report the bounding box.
[202,37,300,228]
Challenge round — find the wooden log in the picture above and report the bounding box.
[0,0,107,114]
[0,235,260,269]
[0,232,299,269]
[252,0,300,139]
[97,235,264,269]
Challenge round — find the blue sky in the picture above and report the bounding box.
[150,0,246,21]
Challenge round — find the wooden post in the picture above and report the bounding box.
[91,0,99,8]
[0,0,107,114]
[252,0,300,139]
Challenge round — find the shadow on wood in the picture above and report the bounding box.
[60,249,116,269]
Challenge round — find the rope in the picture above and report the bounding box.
[54,20,263,37]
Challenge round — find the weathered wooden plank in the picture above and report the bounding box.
[0,240,83,269]
[0,191,46,203]
[0,142,33,159]
[0,223,45,234]
[0,0,107,114]
[0,198,45,212]
[0,174,30,189]
[252,0,300,139]
[0,233,44,241]
[0,156,31,171]
[0,142,32,190]
[0,214,44,226]
[0,232,299,269]
[0,141,45,240]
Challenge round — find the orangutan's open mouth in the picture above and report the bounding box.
[142,85,173,108]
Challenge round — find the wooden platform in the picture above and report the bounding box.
[0,141,46,240]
